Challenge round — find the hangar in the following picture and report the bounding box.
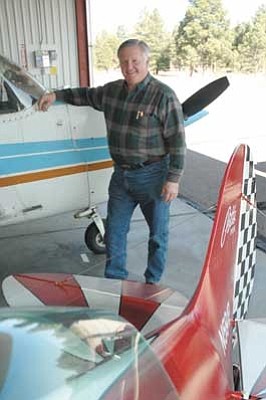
[0,1,265,400]
[0,0,91,89]
[0,0,266,291]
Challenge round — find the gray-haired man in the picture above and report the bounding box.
[38,38,186,284]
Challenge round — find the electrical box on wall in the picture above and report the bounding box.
[33,50,58,74]
[34,50,50,68]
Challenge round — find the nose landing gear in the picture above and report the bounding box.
[74,206,106,254]
[84,218,106,254]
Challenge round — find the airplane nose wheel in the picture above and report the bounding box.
[84,219,106,254]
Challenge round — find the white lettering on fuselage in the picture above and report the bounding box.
[220,205,236,248]
[218,302,231,355]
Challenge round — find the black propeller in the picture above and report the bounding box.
[182,76,229,119]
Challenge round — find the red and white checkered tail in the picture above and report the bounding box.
[233,145,257,320]
[186,145,257,346]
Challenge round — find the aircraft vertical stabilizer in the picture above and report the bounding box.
[186,144,257,333]
[233,146,257,320]
[149,144,257,398]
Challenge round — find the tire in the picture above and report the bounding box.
[84,220,106,254]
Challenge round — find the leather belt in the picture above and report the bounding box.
[119,156,164,170]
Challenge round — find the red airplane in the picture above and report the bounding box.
[1,143,262,400]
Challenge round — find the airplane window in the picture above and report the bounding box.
[0,78,8,101]
[0,78,20,114]
[4,78,33,110]
[0,55,45,113]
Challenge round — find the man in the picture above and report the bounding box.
[38,39,186,284]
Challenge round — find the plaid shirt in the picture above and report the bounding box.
[55,73,186,182]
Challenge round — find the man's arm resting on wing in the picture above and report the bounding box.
[39,86,105,111]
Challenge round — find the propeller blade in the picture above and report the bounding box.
[182,76,229,118]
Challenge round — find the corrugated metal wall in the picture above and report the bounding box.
[0,0,79,89]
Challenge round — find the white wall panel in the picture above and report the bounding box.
[0,0,79,90]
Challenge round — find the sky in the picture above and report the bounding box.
[88,0,266,39]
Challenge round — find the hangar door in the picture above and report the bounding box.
[0,0,80,90]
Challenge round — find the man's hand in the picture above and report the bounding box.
[37,92,56,111]
[161,181,179,203]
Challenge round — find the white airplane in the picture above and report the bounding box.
[0,54,229,254]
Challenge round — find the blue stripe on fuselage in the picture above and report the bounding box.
[0,138,108,157]
[0,138,110,175]
[0,111,207,176]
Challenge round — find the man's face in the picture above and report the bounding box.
[118,45,149,89]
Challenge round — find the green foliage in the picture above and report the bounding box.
[235,6,266,72]
[133,8,173,73]
[174,0,233,73]
[116,25,129,42]
[93,2,266,74]
[94,31,120,71]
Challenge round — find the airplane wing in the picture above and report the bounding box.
[2,274,188,337]
[237,319,266,398]
[183,109,209,127]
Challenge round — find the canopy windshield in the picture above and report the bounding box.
[0,55,45,114]
[0,307,179,400]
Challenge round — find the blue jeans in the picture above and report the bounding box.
[104,158,170,283]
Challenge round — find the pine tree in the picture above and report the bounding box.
[134,8,172,73]
[174,0,233,73]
